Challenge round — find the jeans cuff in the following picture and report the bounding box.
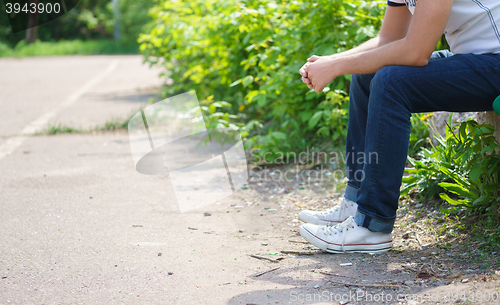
[344,184,358,202]
[353,210,395,233]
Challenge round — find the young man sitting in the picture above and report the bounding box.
[298,0,500,253]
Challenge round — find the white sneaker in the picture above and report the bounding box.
[298,197,357,226]
[299,216,392,253]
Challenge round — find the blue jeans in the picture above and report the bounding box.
[344,50,500,233]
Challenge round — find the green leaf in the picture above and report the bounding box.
[317,126,330,137]
[459,122,467,142]
[480,145,496,154]
[402,176,417,184]
[469,162,482,182]
[246,90,260,103]
[439,193,469,207]
[472,195,491,205]
[438,166,472,189]
[299,111,313,122]
[479,126,494,134]
[438,182,478,199]
[229,79,242,87]
[308,111,323,129]
[404,182,422,194]
[257,94,267,107]
[242,75,254,87]
[488,159,500,174]
[271,131,287,140]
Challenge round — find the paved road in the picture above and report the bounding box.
[0,55,163,140]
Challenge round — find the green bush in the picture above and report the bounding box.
[139,0,385,162]
[403,117,500,216]
[0,0,155,48]
[119,0,158,44]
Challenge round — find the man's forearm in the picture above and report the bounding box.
[333,35,395,59]
[334,38,428,76]
[301,35,432,93]
[332,0,451,76]
[300,3,451,92]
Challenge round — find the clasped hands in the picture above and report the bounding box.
[299,54,339,93]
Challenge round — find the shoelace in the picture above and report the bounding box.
[319,199,352,219]
[319,216,358,252]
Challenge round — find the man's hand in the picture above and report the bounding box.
[298,0,452,90]
[299,55,338,93]
[299,55,320,89]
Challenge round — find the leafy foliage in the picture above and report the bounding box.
[139,0,385,161]
[408,113,432,157]
[437,120,500,214]
[0,0,155,47]
[403,116,500,216]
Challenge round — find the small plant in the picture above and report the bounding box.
[408,113,432,157]
[403,116,500,210]
[43,124,82,135]
[404,116,500,249]
[41,115,133,135]
[99,117,130,131]
[436,119,500,215]
[402,116,460,200]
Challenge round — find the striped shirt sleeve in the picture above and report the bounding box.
[387,0,406,6]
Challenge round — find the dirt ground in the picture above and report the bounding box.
[221,161,500,305]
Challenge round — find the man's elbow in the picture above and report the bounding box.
[400,38,432,66]
[408,51,430,67]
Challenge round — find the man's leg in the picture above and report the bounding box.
[299,52,500,253]
[298,52,456,226]
[345,50,453,203]
[354,53,500,233]
[344,72,375,202]
[298,72,375,226]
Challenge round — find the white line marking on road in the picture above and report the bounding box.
[0,59,119,161]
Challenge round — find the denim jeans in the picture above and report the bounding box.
[344,50,500,233]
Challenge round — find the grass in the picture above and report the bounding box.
[44,124,82,135]
[101,117,131,131]
[0,39,139,57]
[41,117,131,135]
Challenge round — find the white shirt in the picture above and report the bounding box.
[388,0,500,54]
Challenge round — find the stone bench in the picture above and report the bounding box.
[429,96,500,143]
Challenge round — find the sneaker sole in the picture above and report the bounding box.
[299,225,392,254]
[325,245,392,254]
[299,218,343,226]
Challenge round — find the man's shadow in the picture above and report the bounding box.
[227,248,447,305]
